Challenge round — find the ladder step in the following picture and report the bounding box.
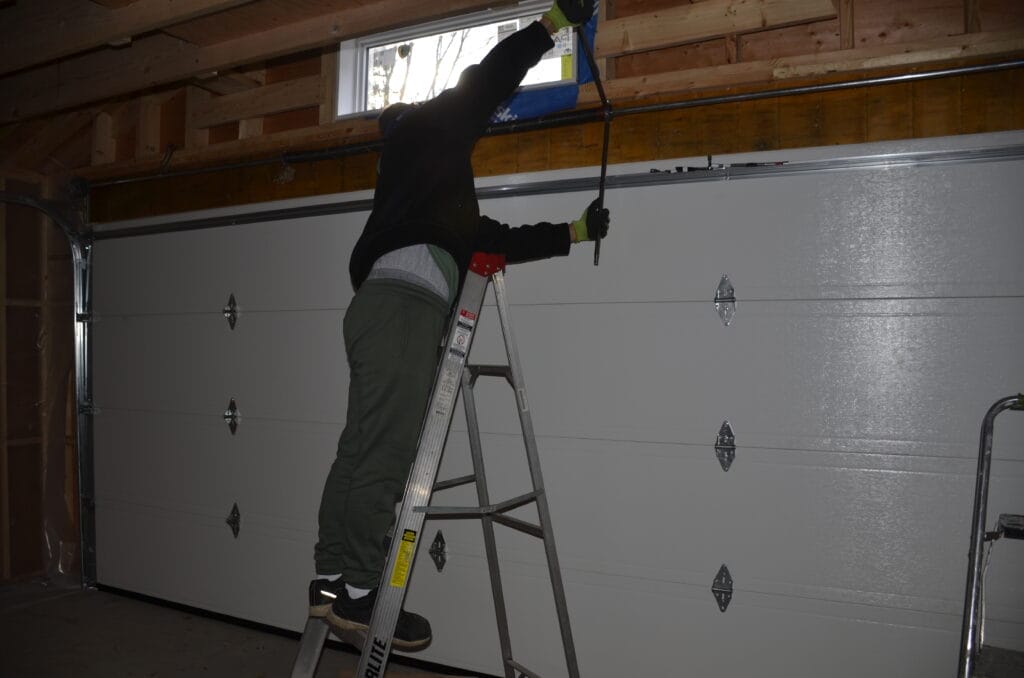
[493,513,543,538]
[467,364,512,385]
[432,473,476,492]
[418,490,541,519]
[998,514,1024,539]
[507,659,542,678]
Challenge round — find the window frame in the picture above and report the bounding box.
[335,0,577,120]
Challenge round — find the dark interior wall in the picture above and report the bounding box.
[1,179,77,583]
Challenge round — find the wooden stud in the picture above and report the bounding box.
[191,75,321,129]
[725,34,739,64]
[319,48,340,125]
[0,177,8,580]
[839,0,854,49]
[185,86,212,150]
[38,183,49,580]
[135,91,179,158]
[91,112,116,166]
[965,0,982,34]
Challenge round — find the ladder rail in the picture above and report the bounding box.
[462,366,517,678]
[492,271,581,678]
[292,255,580,678]
[957,393,1024,678]
[355,268,492,678]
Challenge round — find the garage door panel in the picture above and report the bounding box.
[96,501,314,633]
[94,310,349,422]
[483,162,1024,305]
[93,164,1024,319]
[95,409,338,528]
[89,137,1024,677]
[93,213,362,315]
[407,548,964,678]
[431,432,1024,617]
[457,299,1024,454]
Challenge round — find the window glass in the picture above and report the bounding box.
[342,6,577,115]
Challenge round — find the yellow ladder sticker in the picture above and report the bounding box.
[389,529,417,588]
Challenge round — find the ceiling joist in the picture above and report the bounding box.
[0,0,517,125]
[0,0,257,78]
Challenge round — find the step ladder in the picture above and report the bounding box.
[957,393,1023,678]
[292,252,580,678]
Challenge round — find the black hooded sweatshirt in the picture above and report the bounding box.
[348,21,573,290]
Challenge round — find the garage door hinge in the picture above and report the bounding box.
[226,503,241,538]
[223,293,238,330]
[429,531,446,572]
[712,564,733,612]
[224,398,240,434]
[76,312,93,323]
[714,275,736,326]
[78,400,98,415]
[715,421,736,471]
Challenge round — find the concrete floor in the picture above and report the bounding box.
[0,580,464,678]
[2,579,1022,677]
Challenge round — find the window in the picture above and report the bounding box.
[337,1,578,117]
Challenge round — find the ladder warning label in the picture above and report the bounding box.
[389,529,417,589]
[449,311,475,359]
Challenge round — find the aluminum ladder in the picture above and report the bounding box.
[957,393,1023,678]
[292,252,580,678]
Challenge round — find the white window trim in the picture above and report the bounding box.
[335,0,570,120]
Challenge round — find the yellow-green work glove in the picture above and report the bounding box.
[544,0,596,31]
[572,199,610,242]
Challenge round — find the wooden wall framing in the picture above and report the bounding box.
[1,179,46,581]
[90,65,1024,223]
[0,178,76,583]
[0,0,1021,221]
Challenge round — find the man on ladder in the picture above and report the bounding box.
[309,0,609,655]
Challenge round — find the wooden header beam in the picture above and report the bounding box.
[580,31,1024,105]
[191,75,321,129]
[0,0,256,78]
[595,0,838,59]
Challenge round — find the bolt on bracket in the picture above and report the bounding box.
[226,503,241,538]
[429,531,447,572]
[712,564,733,612]
[223,293,238,330]
[224,398,240,435]
[715,275,736,326]
[715,421,736,471]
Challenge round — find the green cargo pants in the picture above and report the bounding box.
[315,279,450,588]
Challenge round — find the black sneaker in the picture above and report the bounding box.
[325,586,432,652]
[308,577,347,618]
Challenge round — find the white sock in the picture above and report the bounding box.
[318,572,343,582]
[345,583,371,599]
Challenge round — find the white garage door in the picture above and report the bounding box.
[90,132,1024,678]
